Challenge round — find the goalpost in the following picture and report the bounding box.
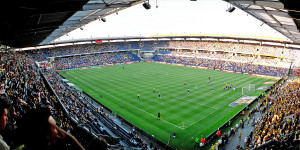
[242,84,255,96]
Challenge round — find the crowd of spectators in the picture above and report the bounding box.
[51,52,140,70]
[170,50,284,66]
[118,52,140,62]
[24,44,106,61]
[44,70,116,140]
[241,80,300,149]
[44,69,147,148]
[23,41,166,62]
[140,41,157,51]
[203,78,299,150]
[21,40,297,69]
[0,51,148,149]
[0,52,87,149]
[52,55,103,70]
[152,50,288,77]
[168,40,297,59]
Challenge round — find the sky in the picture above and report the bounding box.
[56,0,287,41]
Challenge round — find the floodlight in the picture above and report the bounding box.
[143,1,151,9]
[227,6,235,13]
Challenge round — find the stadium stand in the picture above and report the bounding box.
[0,53,92,149]
[43,69,147,148]
[247,81,300,149]
[23,40,296,70]
[117,52,141,62]
[150,50,288,78]
[1,38,299,150]
[51,52,140,70]
[216,78,300,150]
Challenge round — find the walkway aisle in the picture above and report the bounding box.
[220,111,265,150]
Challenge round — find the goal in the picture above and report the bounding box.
[242,84,255,96]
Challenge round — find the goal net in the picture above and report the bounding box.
[242,84,255,96]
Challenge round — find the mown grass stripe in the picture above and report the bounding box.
[61,62,277,149]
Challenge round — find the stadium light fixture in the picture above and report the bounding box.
[143,1,151,10]
[227,6,235,13]
[101,18,106,22]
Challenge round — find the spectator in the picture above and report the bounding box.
[211,144,215,150]
[195,137,199,143]
[0,95,11,150]
[215,141,219,150]
[201,137,205,144]
[216,129,221,137]
[17,106,84,150]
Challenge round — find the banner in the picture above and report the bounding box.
[251,74,280,79]
[221,69,235,73]
[95,40,102,44]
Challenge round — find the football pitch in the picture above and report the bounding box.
[59,62,277,149]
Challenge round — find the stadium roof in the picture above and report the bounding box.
[1,0,300,48]
[225,0,300,43]
[0,0,146,48]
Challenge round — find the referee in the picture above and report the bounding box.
[157,112,161,120]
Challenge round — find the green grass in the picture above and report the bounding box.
[59,62,277,149]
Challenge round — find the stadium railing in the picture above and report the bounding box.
[40,69,96,147]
